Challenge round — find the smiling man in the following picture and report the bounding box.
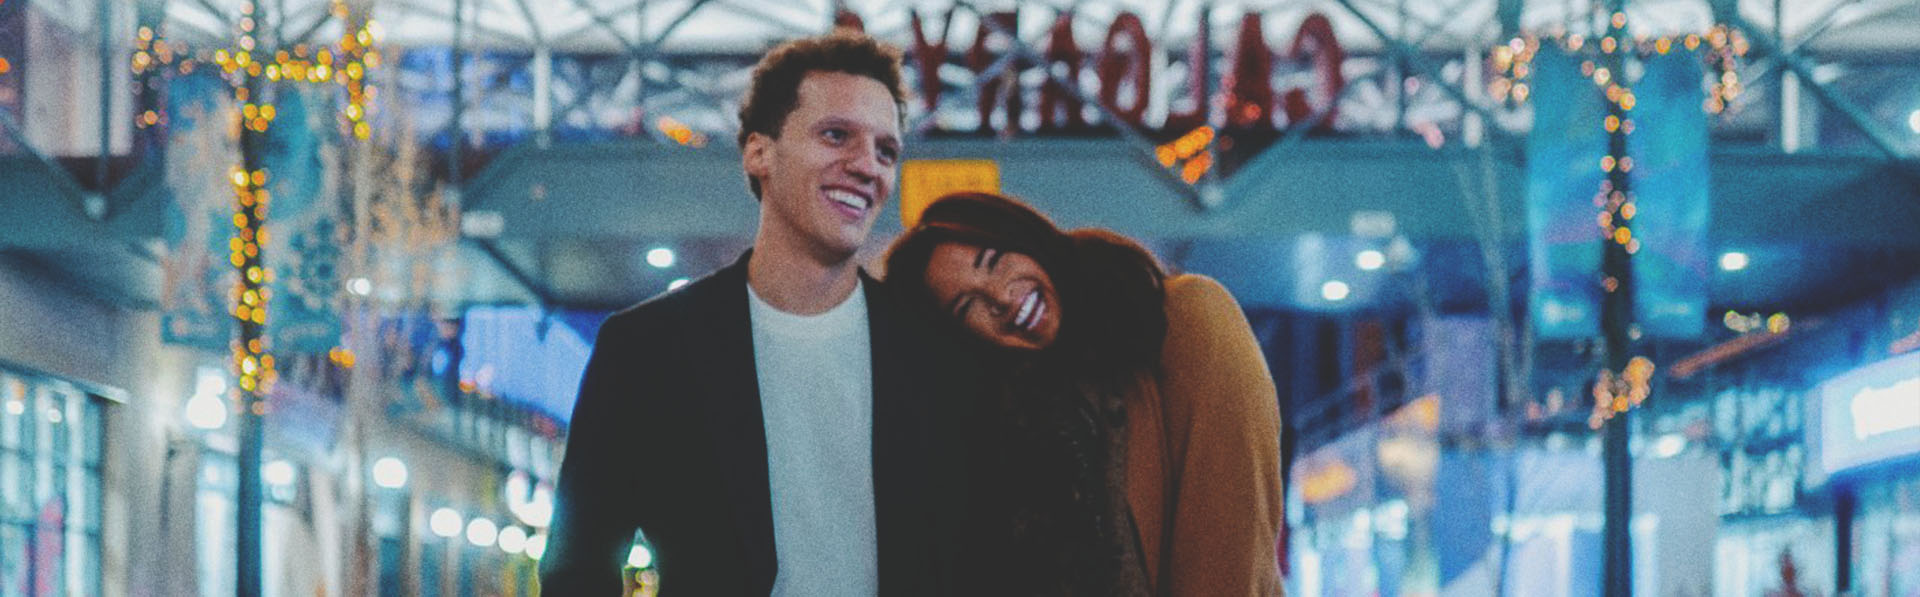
[539,33,974,595]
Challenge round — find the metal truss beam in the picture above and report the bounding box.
[713,0,822,39]
[564,0,715,129]
[550,61,626,128]
[653,0,718,49]
[1737,0,1848,77]
[386,0,530,46]
[952,0,1205,211]
[1737,0,1894,84]
[510,0,547,47]
[0,108,88,210]
[161,17,227,45]
[185,0,233,28]
[552,1,640,47]
[285,4,338,46]
[1332,0,1516,144]
[1722,11,1919,174]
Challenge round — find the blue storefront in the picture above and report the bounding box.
[1807,349,1920,596]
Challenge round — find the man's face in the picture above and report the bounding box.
[744,71,902,262]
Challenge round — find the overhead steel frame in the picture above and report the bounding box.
[1711,1,1919,177]
[951,0,1209,209]
[559,0,727,129]
[374,0,1538,214]
[115,0,1919,306]
[1246,0,1515,199]
[462,0,722,311]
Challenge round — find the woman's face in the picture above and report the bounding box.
[922,241,1063,351]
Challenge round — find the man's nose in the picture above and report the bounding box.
[843,140,883,180]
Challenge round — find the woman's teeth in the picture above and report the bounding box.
[1014,291,1039,330]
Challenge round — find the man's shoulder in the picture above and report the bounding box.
[601,265,746,336]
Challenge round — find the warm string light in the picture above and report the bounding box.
[1702,25,1747,115]
[337,1,381,140]
[1589,356,1655,429]
[1483,21,1748,433]
[655,116,709,147]
[1590,12,1643,261]
[1590,10,1650,430]
[228,1,277,406]
[1596,10,1639,267]
[0,1,8,76]
[1722,311,1790,334]
[131,26,185,129]
[1155,125,1215,184]
[1486,35,1538,104]
[199,0,376,408]
[1487,25,1745,114]
[230,161,278,398]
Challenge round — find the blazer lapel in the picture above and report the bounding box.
[684,252,777,589]
[863,273,932,586]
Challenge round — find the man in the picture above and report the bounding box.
[538,33,972,595]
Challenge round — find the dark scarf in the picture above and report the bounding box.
[968,363,1148,596]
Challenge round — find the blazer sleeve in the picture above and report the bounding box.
[539,314,647,596]
[1156,275,1285,596]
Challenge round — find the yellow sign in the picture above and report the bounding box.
[1299,459,1357,505]
[899,159,1000,228]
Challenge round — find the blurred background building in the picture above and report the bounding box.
[0,0,1917,595]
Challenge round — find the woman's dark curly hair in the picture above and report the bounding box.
[887,191,1167,593]
[884,191,1168,384]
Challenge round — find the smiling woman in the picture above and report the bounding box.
[922,243,1063,351]
[884,191,1284,596]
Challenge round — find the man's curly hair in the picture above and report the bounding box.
[737,32,907,200]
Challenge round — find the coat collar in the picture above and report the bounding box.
[677,250,914,591]
[681,252,777,589]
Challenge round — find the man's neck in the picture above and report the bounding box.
[747,234,862,316]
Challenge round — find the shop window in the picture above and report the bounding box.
[0,371,105,597]
[196,450,238,597]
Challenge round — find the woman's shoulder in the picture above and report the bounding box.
[1163,274,1243,318]
[1158,274,1260,365]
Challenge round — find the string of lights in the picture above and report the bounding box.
[1484,15,1748,429]
[337,0,379,140]
[1487,26,1747,112]
[0,1,8,78]
[226,3,275,593]
[1156,125,1215,184]
[1592,7,1643,431]
[150,0,381,422]
[227,1,275,407]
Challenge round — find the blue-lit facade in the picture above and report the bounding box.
[1281,278,1920,597]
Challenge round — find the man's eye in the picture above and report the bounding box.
[822,128,848,143]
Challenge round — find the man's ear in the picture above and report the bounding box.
[743,131,772,180]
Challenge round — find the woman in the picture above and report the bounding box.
[885,191,1284,596]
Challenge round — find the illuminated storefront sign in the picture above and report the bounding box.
[1809,351,1920,483]
[1851,377,1920,440]
[885,8,1347,135]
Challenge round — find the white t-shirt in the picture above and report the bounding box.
[747,280,877,596]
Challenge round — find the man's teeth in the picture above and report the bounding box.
[827,190,869,211]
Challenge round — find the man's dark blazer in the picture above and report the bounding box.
[537,252,975,595]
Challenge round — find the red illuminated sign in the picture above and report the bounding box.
[901,9,1348,135]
